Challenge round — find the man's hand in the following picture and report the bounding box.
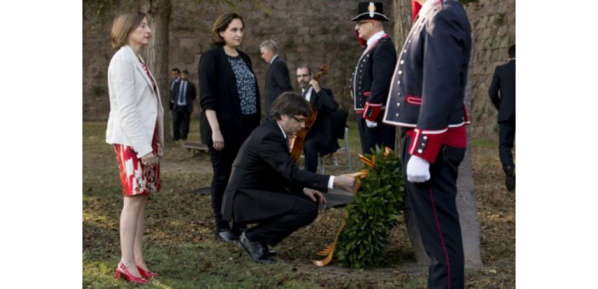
[333,174,356,192]
[406,155,430,183]
[366,120,378,128]
[303,188,327,204]
[309,79,321,92]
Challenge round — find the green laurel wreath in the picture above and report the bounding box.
[335,146,405,269]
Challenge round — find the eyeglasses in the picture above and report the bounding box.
[292,116,307,123]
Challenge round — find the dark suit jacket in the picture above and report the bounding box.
[198,46,261,147]
[304,87,339,154]
[489,59,515,123]
[169,78,180,105]
[264,56,293,115]
[171,80,197,113]
[222,119,330,223]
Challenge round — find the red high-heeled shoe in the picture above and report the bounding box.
[114,262,149,285]
[137,266,159,279]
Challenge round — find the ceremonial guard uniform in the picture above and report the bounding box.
[383,0,471,288]
[351,2,397,154]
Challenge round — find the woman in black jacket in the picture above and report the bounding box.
[198,12,261,241]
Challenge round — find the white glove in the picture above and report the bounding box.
[366,120,378,128]
[406,155,430,183]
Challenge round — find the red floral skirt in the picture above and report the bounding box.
[113,128,161,196]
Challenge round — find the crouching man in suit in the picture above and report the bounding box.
[221,91,356,263]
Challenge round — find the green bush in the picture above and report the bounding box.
[335,147,405,269]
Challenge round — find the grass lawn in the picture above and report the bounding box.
[83,121,514,288]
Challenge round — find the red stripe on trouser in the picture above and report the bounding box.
[428,186,452,289]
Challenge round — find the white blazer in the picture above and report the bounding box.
[106,45,164,157]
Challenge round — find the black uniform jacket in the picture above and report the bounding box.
[351,35,397,121]
[383,0,471,162]
[488,59,515,123]
[222,119,330,222]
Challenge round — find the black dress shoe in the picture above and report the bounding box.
[505,175,515,192]
[239,232,276,264]
[261,241,278,257]
[216,229,238,242]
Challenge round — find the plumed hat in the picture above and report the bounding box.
[351,2,389,22]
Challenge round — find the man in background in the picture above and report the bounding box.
[171,70,196,141]
[350,2,397,154]
[489,44,516,191]
[296,64,338,172]
[260,40,293,117]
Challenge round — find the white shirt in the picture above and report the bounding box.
[366,30,386,48]
[302,86,313,102]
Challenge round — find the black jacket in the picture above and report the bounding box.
[222,120,330,222]
[383,0,472,163]
[304,87,339,153]
[264,56,293,116]
[171,80,196,113]
[351,36,397,121]
[198,46,261,146]
[489,59,515,123]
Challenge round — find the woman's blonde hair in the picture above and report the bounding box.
[111,11,147,49]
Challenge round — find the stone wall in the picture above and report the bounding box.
[82,0,514,139]
[465,0,515,139]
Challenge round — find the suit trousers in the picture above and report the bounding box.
[303,134,326,173]
[498,119,516,173]
[208,143,242,230]
[243,196,318,246]
[356,114,396,154]
[401,134,465,289]
[172,105,190,140]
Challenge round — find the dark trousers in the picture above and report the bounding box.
[208,143,242,230]
[401,134,465,289]
[498,119,516,173]
[173,105,191,140]
[243,197,318,246]
[356,114,396,154]
[303,134,326,173]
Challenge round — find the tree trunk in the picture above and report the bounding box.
[456,38,483,270]
[142,0,173,142]
[393,0,483,269]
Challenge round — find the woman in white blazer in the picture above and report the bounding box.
[106,11,164,285]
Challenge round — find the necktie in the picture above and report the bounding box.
[178,81,186,104]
